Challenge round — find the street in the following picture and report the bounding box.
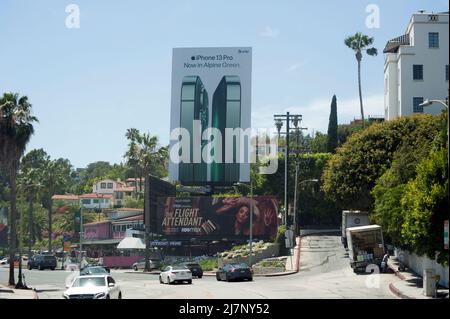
[0,235,397,299]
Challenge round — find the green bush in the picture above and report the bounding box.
[199,258,218,271]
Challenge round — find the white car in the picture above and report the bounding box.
[0,258,8,265]
[62,275,122,299]
[159,265,192,284]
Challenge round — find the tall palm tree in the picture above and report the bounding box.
[40,159,71,253]
[19,149,48,256]
[0,92,38,286]
[344,32,378,128]
[124,128,141,197]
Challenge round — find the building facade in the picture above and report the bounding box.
[384,11,449,120]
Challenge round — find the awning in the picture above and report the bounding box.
[117,237,146,249]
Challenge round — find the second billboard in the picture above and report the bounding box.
[169,47,252,185]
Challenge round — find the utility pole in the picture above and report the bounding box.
[274,113,306,227]
[79,206,83,267]
[249,178,253,267]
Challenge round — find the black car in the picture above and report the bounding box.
[216,263,253,282]
[28,254,57,270]
[80,265,110,276]
[181,262,203,278]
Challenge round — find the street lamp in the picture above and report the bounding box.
[293,179,319,237]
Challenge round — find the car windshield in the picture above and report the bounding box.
[86,267,107,274]
[231,263,248,269]
[43,256,55,260]
[172,266,188,271]
[72,277,106,287]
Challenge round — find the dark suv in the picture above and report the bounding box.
[181,262,203,278]
[28,254,57,270]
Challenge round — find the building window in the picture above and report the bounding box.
[428,32,439,48]
[93,199,99,204]
[413,65,423,80]
[446,65,449,81]
[81,199,91,205]
[413,97,424,113]
[107,183,113,189]
[100,183,106,189]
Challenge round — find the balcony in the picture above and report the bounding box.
[383,34,410,53]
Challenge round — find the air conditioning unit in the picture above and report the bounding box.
[428,15,439,22]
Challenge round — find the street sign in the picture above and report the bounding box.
[285,230,294,248]
[444,220,449,250]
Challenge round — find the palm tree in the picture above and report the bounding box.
[40,159,71,253]
[19,149,48,256]
[0,92,38,286]
[124,128,141,197]
[344,32,378,128]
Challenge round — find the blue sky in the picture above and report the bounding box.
[0,0,448,168]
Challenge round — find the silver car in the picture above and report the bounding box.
[132,258,161,271]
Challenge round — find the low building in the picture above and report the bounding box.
[79,193,114,209]
[51,194,79,206]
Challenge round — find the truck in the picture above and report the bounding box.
[341,210,370,248]
[346,225,385,273]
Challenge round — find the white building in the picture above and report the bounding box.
[384,11,449,120]
[79,193,114,209]
[92,179,122,195]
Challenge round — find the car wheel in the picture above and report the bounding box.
[166,276,171,284]
[118,292,122,299]
[226,274,230,282]
[106,295,110,299]
[198,275,202,279]
[51,267,55,271]
[187,280,192,284]
[216,274,221,281]
[248,277,253,281]
[38,265,43,271]
[133,265,138,271]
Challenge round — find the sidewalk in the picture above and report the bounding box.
[0,284,38,299]
[387,257,449,299]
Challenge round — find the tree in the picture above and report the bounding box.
[40,159,73,252]
[310,132,328,153]
[344,32,377,128]
[327,95,338,153]
[0,92,38,286]
[401,148,448,264]
[322,114,442,210]
[18,149,49,256]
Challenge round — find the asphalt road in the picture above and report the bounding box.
[0,235,397,299]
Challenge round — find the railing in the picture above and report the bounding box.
[383,34,410,53]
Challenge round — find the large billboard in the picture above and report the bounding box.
[169,47,252,185]
[156,196,278,240]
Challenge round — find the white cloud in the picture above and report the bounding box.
[260,26,280,38]
[251,94,384,135]
[286,61,308,72]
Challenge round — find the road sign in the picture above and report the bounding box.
[285,230,294,248]
[444,220,448,250]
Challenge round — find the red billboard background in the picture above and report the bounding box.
[156,196,278,240]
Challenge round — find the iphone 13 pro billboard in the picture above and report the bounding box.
[169,47,252,185]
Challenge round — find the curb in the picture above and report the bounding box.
[389,282,414,299]
[387,262,414,299]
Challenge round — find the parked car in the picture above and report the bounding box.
[0,257,8,265]
[132,258,161,271]
[63,275,122,299]
[27,254,57,270]
[216,263,253,282]
[159,265,192,284]
[180,262,203,278]
[80,265,110,276]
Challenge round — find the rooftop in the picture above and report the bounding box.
[52,194,79,201]
[79,193,114,199]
